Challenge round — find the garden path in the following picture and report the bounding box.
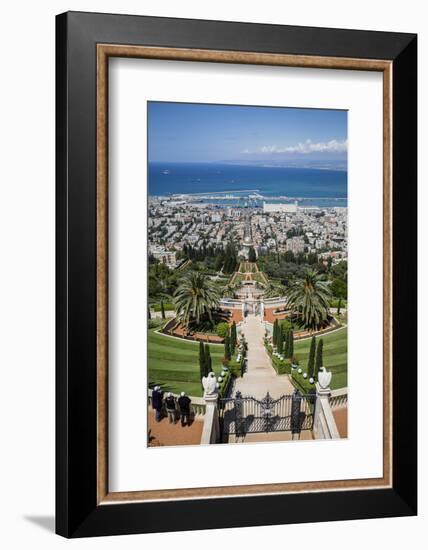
[233,313,295,398]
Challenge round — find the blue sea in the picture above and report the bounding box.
[148,162,347,207]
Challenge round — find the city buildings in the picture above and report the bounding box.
[263,201,298,213]
[148,197,347,263]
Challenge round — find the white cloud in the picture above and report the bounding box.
[257,139,347,155]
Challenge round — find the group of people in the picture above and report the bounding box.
[151,387,192,427]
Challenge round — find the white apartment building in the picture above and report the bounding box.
[286,236,305,254]
[150,247,177,267]
[263,201,298,214]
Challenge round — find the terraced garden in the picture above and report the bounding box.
[293,327,348,390]
[148,328,225,397]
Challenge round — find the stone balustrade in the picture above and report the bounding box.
[329,387,348,410]
[200,393,220,444]
[148,381,344,443]
[263,297,288,306]
[313,383,341,439]
[219,299,243,309]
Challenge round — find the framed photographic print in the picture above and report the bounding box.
[56,11,417,538]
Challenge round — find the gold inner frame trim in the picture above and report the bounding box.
[96,44,393,504]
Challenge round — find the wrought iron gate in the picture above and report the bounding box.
[219,390,316,437]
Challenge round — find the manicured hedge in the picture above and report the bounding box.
[218,370,232,397]
[265,343,291,375]
[291,369,316,393]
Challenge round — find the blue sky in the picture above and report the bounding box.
[148,102,347,163]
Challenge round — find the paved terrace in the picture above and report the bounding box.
[148,409,203,447]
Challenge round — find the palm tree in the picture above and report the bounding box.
[173,272,220,328]
[221,283,234,298]
[286,269,331,330]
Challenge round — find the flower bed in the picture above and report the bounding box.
[161,318,225,343]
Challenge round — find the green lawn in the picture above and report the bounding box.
[148,325,347,396]
[148,329,226,397]
[293,327,348,390]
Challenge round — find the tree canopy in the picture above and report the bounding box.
[173,272,220,328]
[286,269,331,330]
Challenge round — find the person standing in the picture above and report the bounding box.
[178,392,191,426]
[165,392,177,424]
[151,386,164,422]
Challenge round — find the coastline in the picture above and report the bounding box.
[148,162,348,208]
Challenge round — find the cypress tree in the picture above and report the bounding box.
[160,299,165,319]
[314,339,324,379]
[273,320,278,347]
[284,329,290,357]
[307,336,316,378]
[224,334,231,361]
[199,341,206,386]
[230,322,237,354]
[248,246,257,263]
[277,330,284,355]
[214,252,224,272]
[204,344,212,377]
[148,307,151,320]
[282,330,288,357]
[288,330,294,359]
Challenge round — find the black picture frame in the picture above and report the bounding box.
[56,11,417,538]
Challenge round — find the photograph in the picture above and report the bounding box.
[147,101,348,447]
[0,1,419,544]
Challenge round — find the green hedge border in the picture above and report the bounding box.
[265,342,291,375]
[291,368,317,393]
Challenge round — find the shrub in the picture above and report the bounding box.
[265,342,291,374]
[216,322,230,338]
[280,319,293,332]
[291,369,314,393]
[218,371,232,397]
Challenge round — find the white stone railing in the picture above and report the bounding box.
[200,394,220,444]
[219,298,243,309]
[329,387,348,410]
[313,384,341,440]
[263,297,288,307]
[148,389,206,416]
